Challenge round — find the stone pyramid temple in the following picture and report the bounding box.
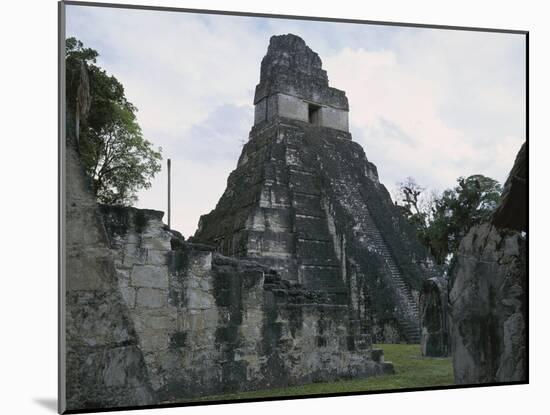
[64,34,439,411]
[193,34,431,343]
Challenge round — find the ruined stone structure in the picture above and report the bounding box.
[63,34,440,411]
[98,205,393,403]
[63,135,156,412]
[419,277,450,357]
[449,143,527,384]
[449,224,526,384]
[194,34,432,343]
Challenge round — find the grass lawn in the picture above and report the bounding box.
[191,343,454,402]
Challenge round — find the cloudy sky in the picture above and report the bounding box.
[66,4,526,238]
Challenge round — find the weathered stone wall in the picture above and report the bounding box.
[449,223,526,384]
[64,138,155,412]
[419,277,450,357]
[449,141,527,384]
[101,205,393,402]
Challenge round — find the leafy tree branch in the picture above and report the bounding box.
[66,37,162,205]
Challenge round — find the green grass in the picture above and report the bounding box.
[191,344,454,402]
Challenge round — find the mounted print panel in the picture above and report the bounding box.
[59,1,528,413]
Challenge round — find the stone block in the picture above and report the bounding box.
[277,93,308,122]
[136,288,165,308]
[141,235,172,251]
[186,288,215,310]
[146,249,168,266]
[133,310,170,331]
[150,315,176,330]
[319,106,349,132]
[140,332,170,352]
[120,286,136,308]
[185,309,219,331]
[121,243,147,267]
[66,251,114,291]
[188,251,212,273]
[65,208,107,248]
[131,265,168,288]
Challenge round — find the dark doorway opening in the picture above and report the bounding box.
[308,103,321,125]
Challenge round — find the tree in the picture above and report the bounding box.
[66,37,162,205]
[396,177,427,224]
[426,175,501,265]
[394,177,434,249]
[395,175,502,266]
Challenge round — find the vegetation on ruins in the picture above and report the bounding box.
[66,37,162,205]
[395,175,502,265]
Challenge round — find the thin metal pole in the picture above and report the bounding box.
[167,158,171,229]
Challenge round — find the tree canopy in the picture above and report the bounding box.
[395,175,502,266]
[66,37,162,205]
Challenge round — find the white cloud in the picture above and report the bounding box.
[323,29,525,194]
[67,7,265,136]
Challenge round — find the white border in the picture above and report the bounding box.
[1,1,544,414]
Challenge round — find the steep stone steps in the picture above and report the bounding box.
[332,180,421,343]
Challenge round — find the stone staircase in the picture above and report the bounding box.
[365,218,420,343]
[332,180,421,343]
